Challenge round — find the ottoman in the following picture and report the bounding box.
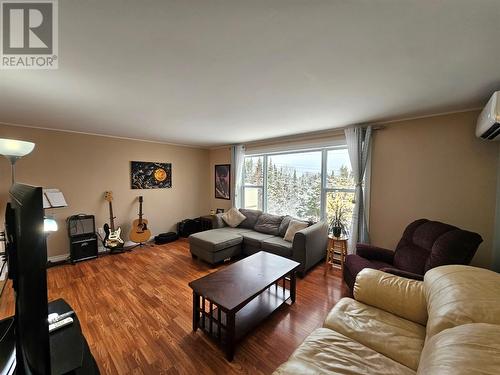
[189,229,243,264]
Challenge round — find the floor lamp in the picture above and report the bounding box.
[0,138,58,234]
[0,138,36,185]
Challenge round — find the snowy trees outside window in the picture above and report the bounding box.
[242,148,355,226]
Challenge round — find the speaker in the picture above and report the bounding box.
[70,235,98,263]
[68,215,98,263]
[68,214,95,237]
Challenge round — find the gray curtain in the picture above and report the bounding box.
[345,126,372,253]
[230,144,245,208]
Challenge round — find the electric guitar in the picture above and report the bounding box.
[103,191,124,250]
[129,196,152,243]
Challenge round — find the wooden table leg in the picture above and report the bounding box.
[192,292,199,332]
[225,312,235,361]
[340,241,346,273]
[290,271,297,304]
[324,238,333,275]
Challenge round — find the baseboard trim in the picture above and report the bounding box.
[48,254,70,263]
[48,247,107,263]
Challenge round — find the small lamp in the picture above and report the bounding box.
[43,216,58,233]
[0,138,35,184]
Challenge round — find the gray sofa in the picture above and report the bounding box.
[189,209,329,276]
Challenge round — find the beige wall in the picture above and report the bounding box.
[208,147,232,213]
[0,125,209,257]
[3,109,497,268]
[205,110,499,268]
[370,110,499,268]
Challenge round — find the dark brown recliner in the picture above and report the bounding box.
[343,219,483,291]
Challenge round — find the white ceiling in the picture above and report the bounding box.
[1,0,500,147]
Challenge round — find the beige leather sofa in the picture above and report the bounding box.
[274,265,500,374]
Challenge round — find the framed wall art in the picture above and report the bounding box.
[131,161,172,189]
[215,164,230,200]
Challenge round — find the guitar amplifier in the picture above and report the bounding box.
[68,215,98,263]
[70,235,98,263]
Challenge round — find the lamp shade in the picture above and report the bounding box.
[43,217,58,232]
[0,138,35,158]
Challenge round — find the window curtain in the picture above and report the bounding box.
[231,144,245,208]
[345,126,372,254]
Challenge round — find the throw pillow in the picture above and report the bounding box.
[278,215,293,237]
[222,208,246,228]
[284,220,309,242]
[238,209,262,229]
[253,213,283,235]
[279,215,309,237]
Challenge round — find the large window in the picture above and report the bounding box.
[242,148,356,227]
[243,156,264,210]
[267,151,322,219]
[324,149,355,226]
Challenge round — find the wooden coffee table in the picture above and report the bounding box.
[189,251,300,361]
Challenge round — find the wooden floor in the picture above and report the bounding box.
[0,239,349,374]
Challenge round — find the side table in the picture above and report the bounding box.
[199,215,214,231]
[325,236,348,274]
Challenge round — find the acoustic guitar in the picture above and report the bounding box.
[129,196,151,243]
[103,191,124,250]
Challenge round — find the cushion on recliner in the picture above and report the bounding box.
[393,219,482,275]
[238,209,262,229]
[344,254,393,291]
[345,255,392,278]
[425,229,482,271]
[261,236,293,258]
[253,213,284,235]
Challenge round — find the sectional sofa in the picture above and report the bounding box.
[274,265,500,374]
[189,209,329,276]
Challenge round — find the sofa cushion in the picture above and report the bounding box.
[273,328,415,375]
[417,323,500,375]
[221,207,246,228]
[354,268,428,326]
[212,213,227,229]
[261,237,293,258]
[189,229,242,252]
[217,227,253,235]
[238,209,262,229]
[278,215,293,237]
[324,298,425,371]
[279,215,309,237]
[424,265,500,339]
[284,220,309,242]
[241,231,275,249]
[253,213,283,235]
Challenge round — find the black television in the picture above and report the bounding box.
[4,183,50,374]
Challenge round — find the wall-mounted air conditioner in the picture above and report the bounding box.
[476,91,500,140]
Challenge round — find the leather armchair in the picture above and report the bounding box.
[343,219,483,291]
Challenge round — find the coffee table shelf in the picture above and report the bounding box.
[189,252,299,361]
[198,285,291,344]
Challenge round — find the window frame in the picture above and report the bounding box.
[242,155,265,211]
[242,146,356,221]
